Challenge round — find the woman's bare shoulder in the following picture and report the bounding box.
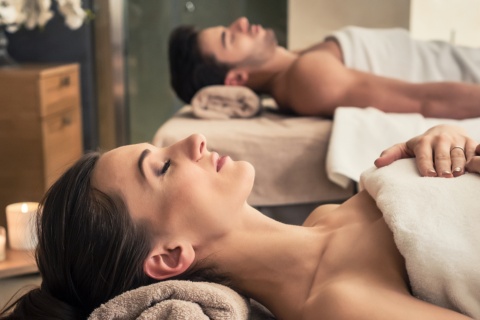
[302,204,340,227]
[301,280,472,320]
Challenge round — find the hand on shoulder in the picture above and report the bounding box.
[375,124,480,177]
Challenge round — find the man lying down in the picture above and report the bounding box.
[169,17,480,120]
[1,125,479,320]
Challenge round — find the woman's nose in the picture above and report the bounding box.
[184,133,206,161]
[230,16,249,32]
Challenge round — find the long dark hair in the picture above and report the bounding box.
[0,153,154,319]
[0,151,233,319]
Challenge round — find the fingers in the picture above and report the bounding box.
[375,136,472,178]
[465,142,480,162]
[410,138,437,177]
[374,125,478,178]
[452,139,478,176]
[449,146,466,177]
[465,144,480,174]
[466,157,480,174]
[374,143,411,168]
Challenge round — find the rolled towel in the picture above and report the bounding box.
[88,280,274,320]
[191,85,261,120]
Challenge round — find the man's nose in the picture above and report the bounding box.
[230,16,249,32]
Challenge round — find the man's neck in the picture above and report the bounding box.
[245,47,298,94]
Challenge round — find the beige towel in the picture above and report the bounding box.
[191,85,261,120]
[88,280,275,320]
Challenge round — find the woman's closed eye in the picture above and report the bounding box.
[155,160,171,176]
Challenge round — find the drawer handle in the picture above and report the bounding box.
[59,76,71,87]
[62,115,72,126]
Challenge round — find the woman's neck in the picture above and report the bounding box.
[197,204,328,319]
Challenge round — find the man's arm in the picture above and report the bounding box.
[287,52,480,119]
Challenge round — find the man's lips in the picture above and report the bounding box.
[250,24,262,35]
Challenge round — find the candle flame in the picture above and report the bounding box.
[21,203,28,213]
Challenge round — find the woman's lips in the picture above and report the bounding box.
[217,156,228,172]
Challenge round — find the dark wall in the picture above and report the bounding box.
[6,0,97,151]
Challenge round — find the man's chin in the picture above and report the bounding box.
[265,28,278,46]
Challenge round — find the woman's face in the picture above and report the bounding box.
[92,134,255,242]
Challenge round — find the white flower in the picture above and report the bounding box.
[23,0,53,29]
[56,0,86,29]
[0,0,26,32]
[1,0,87,32]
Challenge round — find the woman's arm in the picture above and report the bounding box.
[374,124,479,177]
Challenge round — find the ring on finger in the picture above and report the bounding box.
[450,146,465,153]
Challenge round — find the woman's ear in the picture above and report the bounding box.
[224,69,249,86]
[144,241,195,280]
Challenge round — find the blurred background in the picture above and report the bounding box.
[4,0,480,150]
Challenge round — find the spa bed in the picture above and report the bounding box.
[152,105,355,224]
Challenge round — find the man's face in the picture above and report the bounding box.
[197,16,278,69]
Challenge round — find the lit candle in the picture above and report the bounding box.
[5,202,39,250]
[0,226,5,261]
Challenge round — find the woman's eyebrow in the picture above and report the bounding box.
[138,149,151,179]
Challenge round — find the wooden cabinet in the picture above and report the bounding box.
[0,64,83,233]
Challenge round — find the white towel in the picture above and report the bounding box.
[361,159,480,318]
[329,26,480,83]
[326,107,480,188]
[191,85,261,120]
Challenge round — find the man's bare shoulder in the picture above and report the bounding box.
[290,50,340,75]
[296,38,343,61]
[284,52,351,116]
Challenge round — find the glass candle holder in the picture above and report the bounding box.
[6,202,39,250]
[0,226,6,261]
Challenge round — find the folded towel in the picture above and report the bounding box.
[361,159,480,318]
[88,280,275,320]
[191,85,261,120]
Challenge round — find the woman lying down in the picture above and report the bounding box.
[1,124,479,320]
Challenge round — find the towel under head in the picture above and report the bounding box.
[88,280,275,320]
[191,85,261,120]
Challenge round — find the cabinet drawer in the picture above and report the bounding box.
[40,70,80,117]
[42,107,83,189]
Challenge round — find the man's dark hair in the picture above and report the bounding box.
[168,25,230,103]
